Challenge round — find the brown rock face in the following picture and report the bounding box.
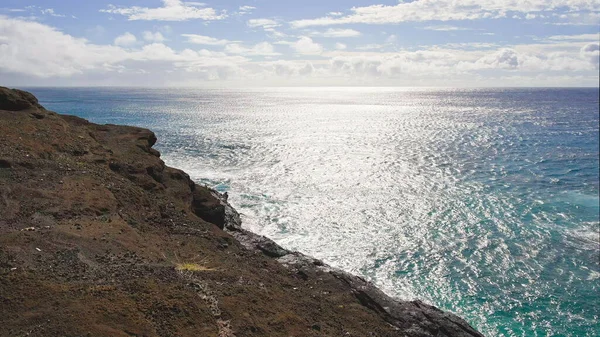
[0,86,44,111]
[0,88,484,337]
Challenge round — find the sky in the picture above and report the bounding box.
[0,0,598,87]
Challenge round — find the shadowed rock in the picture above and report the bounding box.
[0,87,43,111]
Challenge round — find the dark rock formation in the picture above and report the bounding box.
[0,87,484,337]
[0,86,43,111]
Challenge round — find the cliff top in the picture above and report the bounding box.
[0,86,44,111]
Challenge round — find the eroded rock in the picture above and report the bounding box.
[0,87,43,111]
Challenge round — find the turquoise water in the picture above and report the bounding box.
[29,87,599,336]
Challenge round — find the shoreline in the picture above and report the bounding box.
[0,86,483,336]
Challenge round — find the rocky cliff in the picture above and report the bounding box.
[0,87,484,337]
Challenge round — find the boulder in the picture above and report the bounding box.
[0,87,43,111]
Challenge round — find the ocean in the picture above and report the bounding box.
[27,87,599,336]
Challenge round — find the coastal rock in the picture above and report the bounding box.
[0,89,484,337]
[214,192,483,337]
[0,86,44,111]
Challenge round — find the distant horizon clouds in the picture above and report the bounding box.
[0,0,598,86]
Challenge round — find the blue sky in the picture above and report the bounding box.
[0,0,598,86]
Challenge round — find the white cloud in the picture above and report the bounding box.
[23,5,67,17]
[335,43,347,50]
[0,8,26,13]
[101,0,226,21]
[581,43,599,68]
[248,18,280,30]
[478,48,520,69]
[299,62,315,76]
[356,44,386,51]
[268,60,316,77]
[247,18,286,38]
[313,28,361,38]
[546,33,600,41]
[549,11,600,26]
[0,16,247,81]
[1,17,128,77]
[143,31,165,42]
[40,8,65,17]
[225,42,280,56]
[330,56,383,77]
[326,39,600,79]
[182,34,232,45]
[270,60,298,77]
[440,42,499,49]
[114,32,137,46]
[422,25,469,31]
[0,15,598,86]
[267,30,288,38]
[238,5,256,15]
[290,0,600,27]
[273,40,294,46]
[292,37,323,55]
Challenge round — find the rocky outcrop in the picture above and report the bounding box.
[0,86,44,111]
[0,87,483,337]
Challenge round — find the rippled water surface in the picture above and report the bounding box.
[31,87,599,336]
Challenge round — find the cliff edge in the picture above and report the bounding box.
[0,87,483,337]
